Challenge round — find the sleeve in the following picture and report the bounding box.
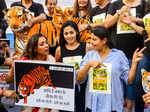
[89,8,95,22]
[107,2,119,15]
[76,52,90,84]
[143,30,150,58]
[11,2,20,7]
[36,4,45,16]
[119,51,130,85]
[0,0,7,19]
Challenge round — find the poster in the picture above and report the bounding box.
[14,60,75,111]
[142,69,150,93]
[89,63,111,94]
[143,13,150,35]
[92,13,106,24]
[117,8,136,34]
[0,69,10,89]
[63,56,82,71]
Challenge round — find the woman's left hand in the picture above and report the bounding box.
[132,47,146,63]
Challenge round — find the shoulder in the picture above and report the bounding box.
[84,50,98,58]
[91,6,99,12]
[32,1,43,7]
[56,46,61,52]
[109,0,122,9]
[11,2,21,7]
[111,49,128,60]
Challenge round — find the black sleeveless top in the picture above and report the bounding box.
[60,42,86,62]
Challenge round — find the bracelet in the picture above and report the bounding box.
[87,24,92,30]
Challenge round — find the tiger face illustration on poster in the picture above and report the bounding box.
[142,69,150,93]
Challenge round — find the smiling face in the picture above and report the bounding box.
[90,33,107,51]
[63,26,77,45]
[78,0,88,8]
[37,36,49,56]
[46,0,57,14]
[95,0,104,5]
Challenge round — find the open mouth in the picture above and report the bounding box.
[11,22,28,32]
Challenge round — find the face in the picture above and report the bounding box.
[46,0,57,14]
[63,26,77,45]
[78,0,88,8]
[37,36,49,56]
[90,34,106,51]
[95,0,103,5]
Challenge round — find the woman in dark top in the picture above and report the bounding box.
[55,21,91,112]
[119,5,150,111]
[79,0,111,32]
[73,0,92,20]
[45,0,57,21]
[45,0,58,57]
[105,0,146,112]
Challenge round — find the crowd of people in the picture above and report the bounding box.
[0,0,150,112]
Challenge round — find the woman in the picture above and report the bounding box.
[6,33,57,112]
[55,21,91,112]
[45,0,57,21]
[73,0,92,20]
[104,0,146,111]
[79,0,110,32]
[76,26,145,112]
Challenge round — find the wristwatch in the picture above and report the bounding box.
[87,24,91,30]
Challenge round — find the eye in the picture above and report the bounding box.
[18,11,23,18]
[24,88,27,91]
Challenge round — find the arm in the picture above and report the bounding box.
[105,5,129,28]
[105,13,120,28]
[130,16,143,25]
[0,89,19,99]
[77,60,105,83]
[6,66,14,83]
[27,4,46,27]
[119,14,144,35]
[128,47,146,84]
[28,13,46,27]
[76,62,91,83]
[55,46,61,62]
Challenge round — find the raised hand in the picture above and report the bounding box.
[132,47,146,63]
[119,13,131,25]
[119,5,130,15]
